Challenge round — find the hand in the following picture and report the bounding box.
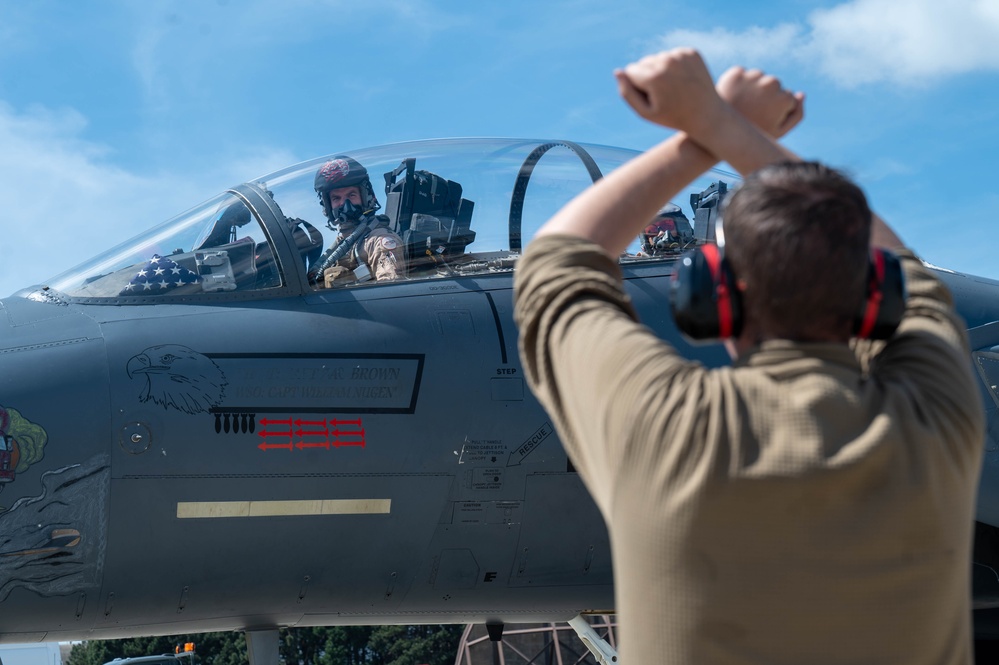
[615,48,725,138]
[716,66,804,139]
[323,265,356,288]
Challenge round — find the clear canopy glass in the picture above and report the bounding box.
[44,138,739,301]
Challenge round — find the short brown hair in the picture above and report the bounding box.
[722,161,872,340]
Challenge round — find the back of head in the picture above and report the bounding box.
[722,161,872,341]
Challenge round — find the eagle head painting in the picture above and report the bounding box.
[126,345,227,414]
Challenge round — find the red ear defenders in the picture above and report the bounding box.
[668,244,906,341]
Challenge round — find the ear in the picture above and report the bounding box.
[668,244,743,340]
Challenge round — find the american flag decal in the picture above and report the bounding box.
[119,254,201,295]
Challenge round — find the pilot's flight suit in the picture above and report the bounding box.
[323,219,405,287]
[515,235,983,665]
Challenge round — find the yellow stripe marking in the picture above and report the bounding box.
[176,499,391,519]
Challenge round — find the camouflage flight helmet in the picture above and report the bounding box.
[314,156,382,226]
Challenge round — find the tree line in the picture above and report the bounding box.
[68,626,465,665]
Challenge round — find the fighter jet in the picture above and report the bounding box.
[1,138,999,661]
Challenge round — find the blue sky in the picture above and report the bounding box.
[1,0,997,297]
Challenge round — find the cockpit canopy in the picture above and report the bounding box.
[42,138,739,302]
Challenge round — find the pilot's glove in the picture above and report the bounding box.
[323,265,356,288]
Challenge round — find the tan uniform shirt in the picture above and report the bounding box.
[514,235,984,665]
[323,224,405,286]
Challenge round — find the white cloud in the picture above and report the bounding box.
[0,102,297,297]
[0,102,181,295]
[654,0,999,88]
[131,20,172,111]
[809,0,999,86]
[0,4,39,60]
[851,156,917,183]
[655,24,805,77]
[125,0,464,111]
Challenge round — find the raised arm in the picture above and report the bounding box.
[675,52,903,250]
[535,49,803,256]
[536,48,903,254]
[714,64,902,249]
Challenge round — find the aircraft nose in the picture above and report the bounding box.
[0,295,111,473]
[0,294,113,635]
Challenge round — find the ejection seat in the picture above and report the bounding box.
[382,158,476,276]
[690,181,727,244]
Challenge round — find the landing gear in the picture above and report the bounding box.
[568,615,618,664]
[245,629,279,665]
[455,616,619,664]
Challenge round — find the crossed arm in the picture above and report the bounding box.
[535,48,902,254]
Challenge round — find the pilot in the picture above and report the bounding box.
[313,156,405,287]
[640,203,689,255]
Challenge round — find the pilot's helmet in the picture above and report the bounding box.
[314,156,381,228]
[643,203,687,253]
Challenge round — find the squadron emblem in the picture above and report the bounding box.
[318,158,351,184]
